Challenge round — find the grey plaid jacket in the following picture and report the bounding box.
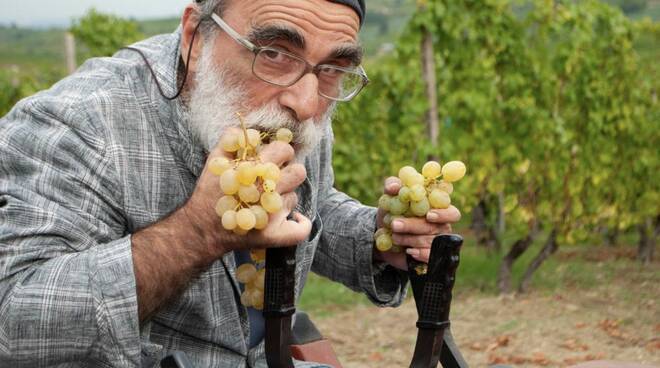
[0,30,407,367]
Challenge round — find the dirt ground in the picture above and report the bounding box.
[314,265,660,367]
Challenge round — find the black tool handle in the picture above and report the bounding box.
[418,234,462,328]
[409,234,464,368]
[264,246,298,368]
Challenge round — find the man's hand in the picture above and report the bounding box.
[184,127,312,257]
[131,128,311,320]
[375,176,461,270]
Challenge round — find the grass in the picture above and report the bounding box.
[298,230,659,317]
[298,273,372,317]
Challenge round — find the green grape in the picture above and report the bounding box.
[250,205,269,230]
[236,263,257,283]
[398,166,417,185]
[262,162,281,181]
[233,227,249,235]
[250,288,263,305]
[441,161,466,182]
[276,128,293,143]
[436,180,454,194]
[409,184,426,202]
[390,245,403,253]
[209,157,232,176]
[237,162,258,185]
[422,161,441,179]
[222,210,238,230]
[215,195,238,218]
[254,163,267,177]
[375,233,393,252]
[236,208,256,230]
[220,169,240,195]
[382,213,393,227]
[410,197,431,216]
[404,207,416,218]
[238,184,260,203]
[246,129,261,148]
[374,227,388,240]
[408,173,425,187]
[237,131,247,148]
[398,186,412,203]
[252,268,265,290]
[251,289,264,310]
[262,179,277,193]
[389,196,409,215]
[378,194,392,211]
[429,189,451,209]
[240,289,253,307]
[220,133,240,152]
[261,192,283,213]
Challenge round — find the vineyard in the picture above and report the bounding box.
[332,0,659,293]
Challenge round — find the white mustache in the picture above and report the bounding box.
[185,40,330,160]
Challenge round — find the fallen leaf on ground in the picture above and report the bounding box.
[531,351,551,365]
[646,338,660,352]
[563,352,607,365]
[486,335,512,352]
[560,338,590,351]
[574,322,587,329]
[368,352,383,361]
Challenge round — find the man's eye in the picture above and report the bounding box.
[262,49,286,62]
[319,67,344,78]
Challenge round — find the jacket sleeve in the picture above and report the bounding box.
[311,126,407,307]
[0,92,144,367]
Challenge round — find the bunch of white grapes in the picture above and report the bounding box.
[208,117,294,309]
[375,160,466,255]
[236,249,266,310]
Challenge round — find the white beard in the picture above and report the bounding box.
[185,41,335,161]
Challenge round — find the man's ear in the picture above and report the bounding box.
[180,4,204,73]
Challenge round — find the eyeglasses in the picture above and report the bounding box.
[210,13,369,102]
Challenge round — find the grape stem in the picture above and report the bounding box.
[236,112,251,161]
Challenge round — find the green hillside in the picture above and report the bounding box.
[0,0,657,76]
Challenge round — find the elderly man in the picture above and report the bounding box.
[0,0,460,366]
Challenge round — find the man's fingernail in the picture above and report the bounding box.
[427,212,439,221]
[406,248,419,256]
[392,220,404,232]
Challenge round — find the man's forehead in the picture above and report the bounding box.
[233,1,360,44]
[247,22,363,66]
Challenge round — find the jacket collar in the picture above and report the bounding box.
[120,27,206,179]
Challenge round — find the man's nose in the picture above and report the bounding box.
[277,73,321,122]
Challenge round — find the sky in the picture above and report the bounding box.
[0,0,189,27]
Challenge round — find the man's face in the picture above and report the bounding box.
[186,0,361,158]
[213,0,360,121]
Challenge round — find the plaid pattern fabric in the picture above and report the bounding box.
[0,29,407,368]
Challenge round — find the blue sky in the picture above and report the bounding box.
[0,0,189,27]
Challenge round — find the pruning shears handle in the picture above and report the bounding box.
[408,234,466,368]
[264,245,298,368]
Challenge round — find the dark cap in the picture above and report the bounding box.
[195,0,366,27]
[327,0,366,26]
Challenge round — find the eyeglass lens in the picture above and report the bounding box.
[253,48,362,100]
